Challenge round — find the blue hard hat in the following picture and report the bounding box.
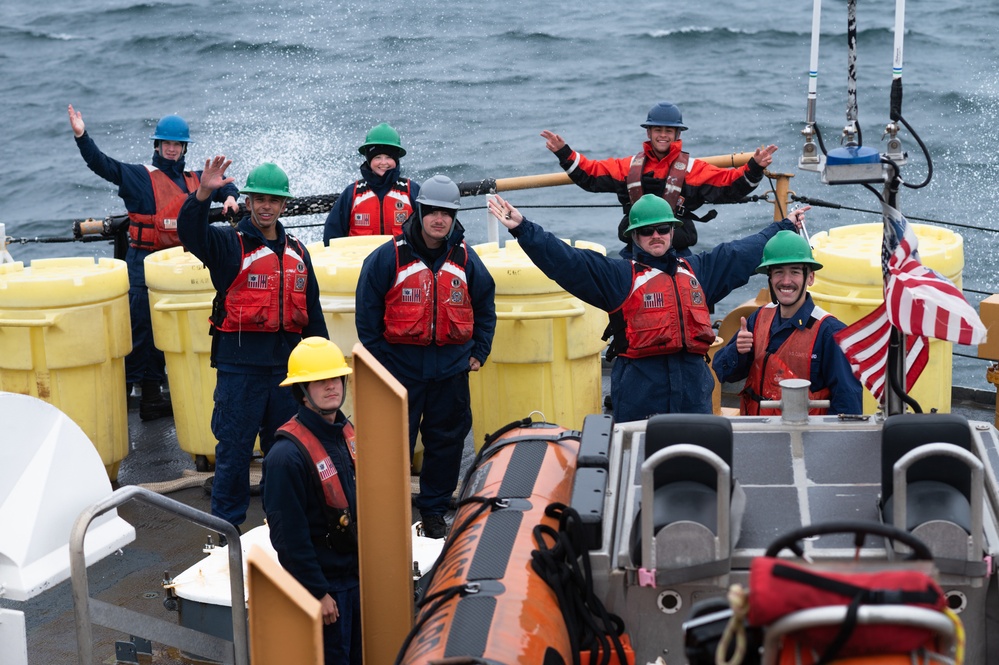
[640,102,688,131]
[150,115,193,143]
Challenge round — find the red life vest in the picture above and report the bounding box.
[383,237,474,346]
[625,147,690,215]
[615,259,715,359]
[276,416,356,510]
[128,167,201,251]
[348,178,414,236]
[740,303,832,416]
[213,233,310,333]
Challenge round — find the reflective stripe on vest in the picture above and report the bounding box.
[214,233,310,333]
[616,258,714,358]
[128,167,200,250]
[348,179,414,236]
[276,416,356,510]
[383,237,473,345]
[740,303,832,416]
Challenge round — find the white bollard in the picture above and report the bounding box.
[485,193,500,246]
[0,223,15,264]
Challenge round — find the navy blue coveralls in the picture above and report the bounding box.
[177,193,328,527]
[264,406,361,665]
[355,215,496,518]
[507,217,797,422]
[73,132,239,385]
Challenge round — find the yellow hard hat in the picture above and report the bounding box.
[280,337,352,386]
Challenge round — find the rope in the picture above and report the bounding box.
[943,606,966,665]
[529,503,628,665]
[716,583,749,665]
[136,465,261,495]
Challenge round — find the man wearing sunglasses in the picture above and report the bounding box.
[488,193,803,422]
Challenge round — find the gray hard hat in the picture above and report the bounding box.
[416,175,461,210]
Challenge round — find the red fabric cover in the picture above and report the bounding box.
[748,557,946,656]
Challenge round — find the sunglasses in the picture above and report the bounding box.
[635,224,675,237]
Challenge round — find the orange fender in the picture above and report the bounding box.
[397,421,580,664]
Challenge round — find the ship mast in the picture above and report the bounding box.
[801,0,918,416]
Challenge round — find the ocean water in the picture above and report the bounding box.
[2,0,997,390]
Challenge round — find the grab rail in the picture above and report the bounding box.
[70,486,248,665]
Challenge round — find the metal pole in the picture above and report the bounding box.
[844,0,860,142]
[893,0,906,82]
[806,0,822,126]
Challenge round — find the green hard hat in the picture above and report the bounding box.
[623,194,681,235]
[241,163,292,198]
[357,122,407,158]
[756,230,822,274]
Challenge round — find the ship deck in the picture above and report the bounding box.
[3,384,996,664]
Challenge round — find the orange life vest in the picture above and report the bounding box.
[348,178,414,236]
[128,167,200,250]
[212,233,310,333]
[615,259,715,359]
[383,237,474,345]
[740,304,832,416]
[626,149,690,215]
[276,416,356,510]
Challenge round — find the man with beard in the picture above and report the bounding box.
[488,193,803,422]
[712,222,863,415]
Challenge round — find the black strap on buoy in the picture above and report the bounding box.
[531,503,628,665]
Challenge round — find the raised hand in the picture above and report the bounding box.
[752,144,778,169]
[196,156,235,201]
[735,316,753,355]
[68,104,85,138]
[787,204,811,230]
[487,195,524,229]
[540,130,566,153]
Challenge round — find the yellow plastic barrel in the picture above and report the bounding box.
[308,235,394,419]
[0,257,130,479]
[470,239,608,448]
[145,247,219,464]
[809,222,964,414]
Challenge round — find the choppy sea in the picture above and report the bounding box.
[1,0,998,391]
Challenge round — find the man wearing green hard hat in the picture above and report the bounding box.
[712,222,862,415]
[323,122,421,243]
[178,156,329,532]
[489,192,804,421]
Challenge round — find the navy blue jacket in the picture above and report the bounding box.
[355,216,496,383]
[712,294,864,415]
[323,163,421,243]
[508,217,795,421]
[263,407,359,598]
[74,132,239,213]
[177,193,328,372]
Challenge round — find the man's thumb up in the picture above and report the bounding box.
[736,316,753,354]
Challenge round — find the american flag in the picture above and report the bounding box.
[834,203,986,402]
